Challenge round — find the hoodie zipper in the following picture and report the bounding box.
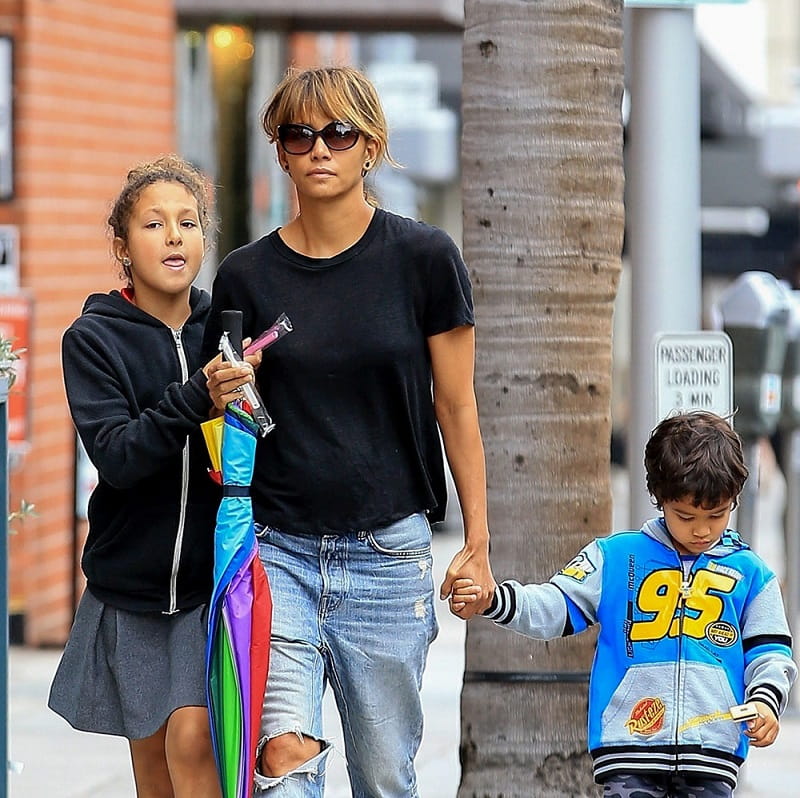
[673,554,700,774]
[165,326,190,615]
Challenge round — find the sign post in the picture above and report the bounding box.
[626,0,746,526]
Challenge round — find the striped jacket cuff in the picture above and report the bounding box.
[482,582,516,625]
[746,684,782,718]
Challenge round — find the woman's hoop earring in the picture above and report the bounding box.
[361,161,372,177]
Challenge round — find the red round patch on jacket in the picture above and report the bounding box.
[625,697,666,735]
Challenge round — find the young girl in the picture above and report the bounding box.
[48,155,255,798]
[202,66,494,797]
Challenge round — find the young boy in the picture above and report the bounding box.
[452,411,797,797]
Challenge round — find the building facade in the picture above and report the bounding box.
[0,0,175,645]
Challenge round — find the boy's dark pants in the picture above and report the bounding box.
[602,773,733,798]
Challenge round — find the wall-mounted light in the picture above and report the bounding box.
[209,25,254,67]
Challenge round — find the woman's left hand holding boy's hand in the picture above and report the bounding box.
[440,544,495,620]
[745,701,779,747]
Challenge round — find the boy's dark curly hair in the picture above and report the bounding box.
[644,411,748,509]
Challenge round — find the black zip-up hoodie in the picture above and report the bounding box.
[62,287,220,613]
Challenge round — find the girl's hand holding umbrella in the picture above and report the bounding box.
[204,342,262,413]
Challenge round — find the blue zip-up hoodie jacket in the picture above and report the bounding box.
[484,518,797,789]
[62,287,219,613]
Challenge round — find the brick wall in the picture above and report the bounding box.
[0,0,175,645]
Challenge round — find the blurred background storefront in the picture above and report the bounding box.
[1,0,799,645]
[173,1,465,286]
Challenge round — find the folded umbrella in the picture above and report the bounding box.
[203,310,292,798]
[205,401,272,798]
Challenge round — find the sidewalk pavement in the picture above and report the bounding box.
[9,526,800,796]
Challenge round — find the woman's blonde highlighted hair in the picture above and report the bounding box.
[261,65,399,175]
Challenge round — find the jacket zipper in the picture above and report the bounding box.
[673,555,700,774]
[165,326,190,615]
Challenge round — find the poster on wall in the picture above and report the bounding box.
[0,291,31,447]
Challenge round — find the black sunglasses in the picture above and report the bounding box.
[277,121,361,155]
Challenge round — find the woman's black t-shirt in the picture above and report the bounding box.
[203,208,474,534]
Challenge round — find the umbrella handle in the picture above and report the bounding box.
[221,310,244,357]
[220,327,276,437]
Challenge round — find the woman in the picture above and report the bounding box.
[202,66,494,797]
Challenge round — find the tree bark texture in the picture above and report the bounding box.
[459,1,625,795]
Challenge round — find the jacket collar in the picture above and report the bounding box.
[641,517,748,558]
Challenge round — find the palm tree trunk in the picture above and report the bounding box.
[459,1,625,795]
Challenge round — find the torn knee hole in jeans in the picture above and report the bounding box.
[254,731,331,787]
[256,727,307,752]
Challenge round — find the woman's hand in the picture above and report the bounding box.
[440,544,495,619]
[447,577,484,616]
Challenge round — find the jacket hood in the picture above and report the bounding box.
[641,516,749,558]
[81,285,211,327]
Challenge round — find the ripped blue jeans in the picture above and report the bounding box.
[253,512,438,797]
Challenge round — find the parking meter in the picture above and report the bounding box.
[780,286,800,431]
[716,271,791,440]
[716,271,791,545]
[778,286,800,698]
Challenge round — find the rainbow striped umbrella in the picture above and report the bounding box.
[203,402,271,798]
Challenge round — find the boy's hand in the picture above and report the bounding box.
[744,700,779,747]
[447,577,488,617]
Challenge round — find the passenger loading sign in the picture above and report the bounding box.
[655,332,733,421]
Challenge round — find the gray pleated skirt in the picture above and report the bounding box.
[48,588,209,740]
